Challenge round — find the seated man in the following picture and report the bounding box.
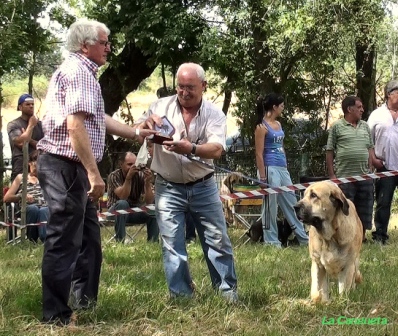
[107,152,159,243]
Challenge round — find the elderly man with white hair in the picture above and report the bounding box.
[37,19,156,326]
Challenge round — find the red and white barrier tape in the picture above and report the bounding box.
[2,171,396,228]
[0,221,47,228]
[219,171,394,201]
[0,205,156,228]
[98,204,155,218]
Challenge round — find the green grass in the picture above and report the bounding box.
[0,226,397,336]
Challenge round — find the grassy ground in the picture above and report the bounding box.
[0,221,397,336]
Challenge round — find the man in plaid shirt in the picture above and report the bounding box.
[37,19,156,326]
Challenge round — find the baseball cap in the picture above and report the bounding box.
[385,80,398,98]
[17,94,34,110]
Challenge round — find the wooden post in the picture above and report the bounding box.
[20,142,29,241]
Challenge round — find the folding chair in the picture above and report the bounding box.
[4,202,25,245]
[229,184,263,246]
[103,217,146,244]
[98,197,147,244]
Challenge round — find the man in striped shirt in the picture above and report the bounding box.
[37,19,156,326]
[326,95,376,242]
[107,152,158,242]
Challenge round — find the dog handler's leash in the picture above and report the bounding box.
[186,155,273,230]
[186,155,271,187]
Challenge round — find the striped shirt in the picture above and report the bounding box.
[37,53,106,161]
[326,118,373,177]
[16,179,47,207]
[107,169,145,208]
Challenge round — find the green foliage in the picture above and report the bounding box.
[1,227,398,335]
[1,76,49,107]
[198,0,391,161]
[136,65,174,93]
[0,0,26,80]
[84,0,209,69]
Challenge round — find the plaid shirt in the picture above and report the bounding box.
[37,53,106,162]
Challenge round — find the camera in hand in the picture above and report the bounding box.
[135,163,147,171]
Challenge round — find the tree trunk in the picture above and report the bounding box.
[356,42,376,121]
[28,51,36,95]
[99,42,156,116]
[161,63,167,88]
[222,89,232,116]
[28,68,34,95]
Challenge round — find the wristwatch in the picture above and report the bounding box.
[191,143,197,155]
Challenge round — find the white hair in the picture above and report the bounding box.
[65,18,110,52]
[176,63,206,82]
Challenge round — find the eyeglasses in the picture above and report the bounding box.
[97,40,111,48]
[177,84,196,92]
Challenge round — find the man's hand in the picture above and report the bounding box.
[26,194,35,204]
[163,138,193,155]
[87,173,105,201]
[373,158,384,170]
[143,168,153,183]
[135,114,163,138]
[126,165,141,181]
[141,114,163,130]
[28,115,38,128]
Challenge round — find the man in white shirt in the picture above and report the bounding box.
[367,79,398,244]
[137,63,237,302]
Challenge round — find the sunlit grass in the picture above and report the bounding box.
[0,223,397,335]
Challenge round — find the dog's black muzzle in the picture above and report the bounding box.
[294,203,323,231]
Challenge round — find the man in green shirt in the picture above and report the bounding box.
[326,96,376,242]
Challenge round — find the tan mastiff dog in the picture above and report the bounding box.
[294,181,363,303]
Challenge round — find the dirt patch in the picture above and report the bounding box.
[389,213,398,230]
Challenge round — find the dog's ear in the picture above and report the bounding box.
[224,172,242,192]
[330,188,349,216]
[223,174,234,192]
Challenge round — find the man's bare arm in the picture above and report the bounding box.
[67,112,105,200]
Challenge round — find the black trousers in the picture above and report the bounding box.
[37,152,102,323]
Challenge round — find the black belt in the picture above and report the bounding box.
[38,150,83,166]
[159,172,214,186]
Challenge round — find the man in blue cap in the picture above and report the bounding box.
[7,93,44,181]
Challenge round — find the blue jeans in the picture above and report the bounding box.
[372,173,398,242]
[26,204,48,242]
[108,200,159,242]
[155,175,237,299]
[261,166,308,247]
[185,212,197,241]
